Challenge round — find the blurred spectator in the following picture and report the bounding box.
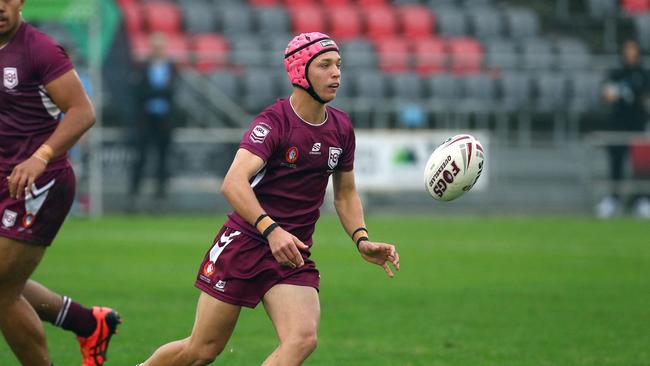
[597,39,650,218]
[129,32,177,208]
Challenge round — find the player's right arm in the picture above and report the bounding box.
[221,148,307,268]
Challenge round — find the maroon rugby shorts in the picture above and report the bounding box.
[195,225,320,308]
[0,166,75,246]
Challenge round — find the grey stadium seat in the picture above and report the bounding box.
[426,74,462,111]
[229,36,265,67]
[568,71,604,112]
[432,6,468,37]
[587,0,618,19]
[208,71,241,100]
[503,7,540,40]
[534,72,568,111]
[389,73,425,101]
[485,39,520,70]
[555,38,591,70]
[467,6,504,40]
[242,68,278,112]
[267,34,293,66]
[181,0,216,33]
[352,71,388,99]
[219,6,254,35]
[460,74,497,110]
[340,39,378,69]
[521,38,555,71]
[255,6,290,34]
[635,15,650,51]
[499,72,532,111]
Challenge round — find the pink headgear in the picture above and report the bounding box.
[284,32,340,104]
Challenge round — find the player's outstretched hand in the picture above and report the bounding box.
[7,156,47,200]
[358,241,400,278]
[267,227,309,269]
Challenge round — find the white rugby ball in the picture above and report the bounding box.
[423,134,485,201]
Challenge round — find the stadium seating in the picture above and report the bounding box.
[364,6,399,41]
[142,2,182,34]
[328,6,363,40]
[114,0,600,138]
[398,5,436,39]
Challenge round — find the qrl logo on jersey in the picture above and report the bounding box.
[328,147,342,169]
[428,155,461,198]
[249,123,270,144]
[3,67,18,89]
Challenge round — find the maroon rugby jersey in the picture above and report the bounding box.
[225,98,355,246]
[0,22,73,174]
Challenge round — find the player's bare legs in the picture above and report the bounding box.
[261,284,320,366]
[23,280,65,322]
[0,236,51,366]
[141,292,241,366]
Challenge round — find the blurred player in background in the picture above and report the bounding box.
[129,32,177,210]
[138,32,400,366]
[598,39,650,218]
[0,1,120,365]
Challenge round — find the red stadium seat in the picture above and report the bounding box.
[121,3,143,35]
[249,0,280,6]
[289,6,326,34]
[364,6,398,41]
[192,34,230,73]
[328,6,362,41]
[399,5,436,39]
[143,2,182,34]
[448,37,483,75]
[621,0,650,13]
[284,0,317,7]
[358,0,387,7]
[375,37,410,73]
[412,37,447,75]
[324,0,351,6]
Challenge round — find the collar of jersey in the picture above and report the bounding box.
[289,95,328,127]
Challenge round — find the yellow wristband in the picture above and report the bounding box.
[256,215,276,236]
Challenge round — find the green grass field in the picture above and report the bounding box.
[1,215,648,366]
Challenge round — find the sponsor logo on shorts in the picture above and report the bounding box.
[2,209,17,228]
[3,67,18,89]
[328,147,342,169]
[249,123,270,144]
[214,280,227,292]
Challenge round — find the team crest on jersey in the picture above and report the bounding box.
[2,209,18,228]
[249,123,270,144]
[328,147,342,169]
[3,67,18,89]
[203,261,216,276]
[285,146,299,164]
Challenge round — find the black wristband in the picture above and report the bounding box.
[262,223,279,238]
[254,214,269,228]
[355,236,369,248]
[351,227,368,238]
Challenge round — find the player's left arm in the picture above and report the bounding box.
[332,170,400,277]
[7,70,95,199]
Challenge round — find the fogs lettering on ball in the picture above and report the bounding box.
[424,134,485,201]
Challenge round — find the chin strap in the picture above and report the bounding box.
[294,84,328,104]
